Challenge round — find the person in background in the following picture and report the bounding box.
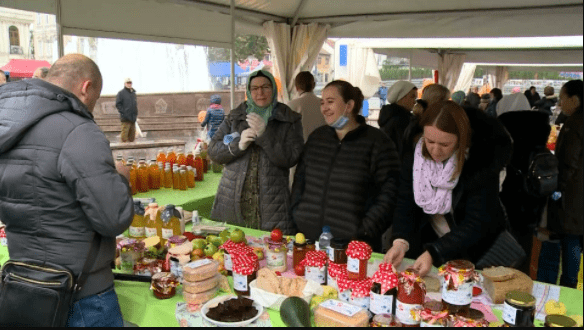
[378,82,389,106]
[209,70,303,232]
[496,93,532,117]
[466,86,481,109]
[384,101,512,276]
[422,84,451,107]
[0,54,133,326]
[378,81,418,156]
[512,86,522,94]
[116,78,138,142]
[451,91,466,106]
[201,94,225,141]
[534,86,558,118]
[291,80,401,252]
[479,94,491,112]
[0,72,6,86]
[526,86,541,108]
[540,80,583,288]
[33,67,49,79]
[485,88,503,118]
[287,71,326,141]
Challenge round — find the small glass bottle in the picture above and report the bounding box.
[137,159,149,193]
[144,203,162,239]
[161,204,182,245]
[186,166,196,188]
[293,240,307,269]
[179,169,187,191]
[129,201,146,239]
[149,160,160,190]
[164,164,172,188]
[158,161,165,188]
[128,161,138,195]
[172,168,180,190]
[194,155,204,181]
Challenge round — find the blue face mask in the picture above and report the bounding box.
[329,107,351,130]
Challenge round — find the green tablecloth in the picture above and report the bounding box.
[133,172,222,215]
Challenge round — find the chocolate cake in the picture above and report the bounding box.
[206,297,258,322]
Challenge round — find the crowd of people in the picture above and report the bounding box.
[0,52,581,326]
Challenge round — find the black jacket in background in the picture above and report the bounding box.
[466,92,481,109]
[534,96,558,117]
[291,120,401,252]
[392,107,513,267]
[116,87,138,123]
[378,103,413,156]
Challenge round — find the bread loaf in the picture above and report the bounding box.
[483,268,533,304]
[183,274,219,294]
[183,287,218,305]
[183,259,219,282]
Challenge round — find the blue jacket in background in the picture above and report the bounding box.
[202,105,225,139]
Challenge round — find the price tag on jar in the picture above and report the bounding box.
[233,273,248,292]
[347,257,360,273]
[370,292,394,315]
[503,302,518,325]
[306,266,326,285]
[224,253,233,271]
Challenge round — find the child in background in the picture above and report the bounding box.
[201,94,225,142]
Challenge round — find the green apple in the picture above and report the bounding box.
[192,239,206,251]
[206,235,218,244]
[219,230,231,241]
[204,243,218,257]
[211,236,223,247]
[230,229,245,244]
[220,237,228,245]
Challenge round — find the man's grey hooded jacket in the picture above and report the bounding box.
[0,79,133,299]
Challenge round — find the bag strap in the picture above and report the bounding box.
[74,234,101,295]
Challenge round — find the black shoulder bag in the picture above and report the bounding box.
[0,235,101,327]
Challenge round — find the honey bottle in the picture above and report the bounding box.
[128,161,138,195]
[177,150,187,167]
[186,151,195,167]
[195,155,205,181]
[179,169,187,191]
[137,159,149,193]
[144,203,162,239]
[149,160,160,190]
[158,161,165,188]
[186,166,196,188]
[129,201,146,238]
[156,149,166,164]
[164,164,173,188]
[161,204,182,244]
[172,167,180,190]
[166,148,177,168]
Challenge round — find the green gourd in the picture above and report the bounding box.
[280,296,311,327]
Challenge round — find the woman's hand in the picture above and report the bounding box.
[238,128,257,151]
[383,241,407,267]
[412,251,433,277]
[247,113,267,138]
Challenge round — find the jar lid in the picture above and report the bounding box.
[305,239,315,246]
[301,250,328,268]
[446,260,475,271]
[330,238,350,249]
[545,315,577,327]
[346,241,373,259]
[505,291,536,308]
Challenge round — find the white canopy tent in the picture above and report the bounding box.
[1,0,582,99]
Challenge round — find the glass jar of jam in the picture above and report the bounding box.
[503,291,536,327]
[451,308,489,327]
[438,260,479,315]
[337,274,373,310]
[151,272,179,299]
[166,235,188,249]
[396,269,426,327]
[370,263,399,316]
[346,241,372,281]
[293,240,307,269]
[420,300,449,327]
[327,262,347,290]
[220,240,251,277]
[232,252,259,297]
[329,238,349,264]
[265,238,287,273]
[302,250,328,285]
[305,239,316,252]
[544,315,577,328]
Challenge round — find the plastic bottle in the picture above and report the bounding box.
[144,203,162,239]
[166,148,177,168]
[194,155,204,181]
[161,204,182,244]
[137,159,149,193]
[191,210,201,226]
[173,168,180,190]
[186,166,196,188]
[158,161,165,188]
[128,161,138,195]
[179,169,187,191]
[164,164,173,188]
[186,151,195,167]
[177,150,187,167]
[156,149,167,164]
[318,226,334,259]
[129,201,146,238]
[149,160,160,190]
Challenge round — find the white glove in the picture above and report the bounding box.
[247,113,267,138]
[238,129,257,151]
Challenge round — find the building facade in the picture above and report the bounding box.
[0,7,34,65]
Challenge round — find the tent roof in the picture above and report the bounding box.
[2,0,582,46]
[209,62,246,77]
[1,59,51,78]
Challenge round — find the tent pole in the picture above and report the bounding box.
[230,0,235,110]
[408,50,412,82]
[56,0,64,58]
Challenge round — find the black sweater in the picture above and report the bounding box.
[291,120,401,251]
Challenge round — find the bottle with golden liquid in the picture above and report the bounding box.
[186,151,195,167]
[149,160,160,190]
[179,169,187,191]
[158,161,165,188]
[161,204,182,244]
[166,148,177,168]
[156,149,166,164]
[172,167,180,190]
[129,201,146,238]
[186,166,196,188]
[164,164,173,188]
[137,159,149,193]
[177,150,187,167]
[144,203,162,239]
[194,155,204,181]
[128,160,138,195]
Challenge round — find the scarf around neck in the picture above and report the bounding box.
[246,70,278,123]
[413,138,460,215]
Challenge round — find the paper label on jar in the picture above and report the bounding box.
[129,226,145,238]
[145,227,158,238]
[320,300,361,317]
[327,246,334,262]
[421,321,443,327]
[266,251,286,268]
[327,274,338,290]
[185,258,212,269]
[224,253,233,271]
[441,279,473,306]
[350,296,370,310]
[233,273,248,292]
[347,256,361,274]
[503,302,518,325]
[305,266,326,284]
[161,228,174,240]
[396,301,422,325]
[370,292,394,315]
[339,290,351,303]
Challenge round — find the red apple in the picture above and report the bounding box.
[294,264,305,276]
[271,228,283,242]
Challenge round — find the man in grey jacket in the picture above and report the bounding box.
[116,78,138,142]
[0,54,134,326]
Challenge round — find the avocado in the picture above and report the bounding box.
[280,296,311,327]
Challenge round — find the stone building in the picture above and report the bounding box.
[0,7,34,65]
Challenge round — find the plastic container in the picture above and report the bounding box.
[318,226,334,258]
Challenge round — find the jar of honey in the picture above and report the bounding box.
[129,201,146,239]
[161,204,182,245]
[179,170,188,190]
[438,260,479,315]
[128,161,137,195]
[346,241,372,281]
[149,160,160,190]
[137,159,149,193]
[144,203,162,239]
[164,164,172,188]
[293,240,307,269]
[186,166,196,188]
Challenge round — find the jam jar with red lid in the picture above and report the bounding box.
[337,274,373,311]
[346,241,372,281]
[302,250,328,285]
[438,260,480,315]
[232,252,259,297]
[370,263,399,316]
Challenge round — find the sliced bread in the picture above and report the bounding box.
[482,266,516,282]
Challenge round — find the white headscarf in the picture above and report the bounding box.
[387,81,417,104]
[496,93,532,117]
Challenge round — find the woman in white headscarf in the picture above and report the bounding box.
[378,81,418,155]
[496,93,532,117]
